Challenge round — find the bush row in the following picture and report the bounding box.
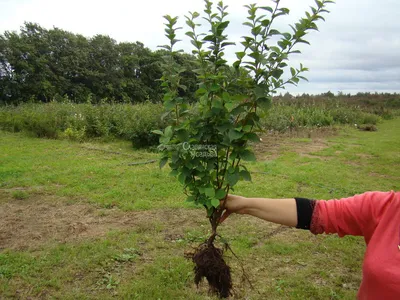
[0,100,398,146]
[262,104,383,132]
[0,102,165,148]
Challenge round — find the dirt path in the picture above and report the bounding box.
[0,191,208,251]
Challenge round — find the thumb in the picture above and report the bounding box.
[219,210,231,224]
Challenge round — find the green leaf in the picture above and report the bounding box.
[269,29,281,36]
[229,129,244,141]
[191,40,203,49]
[236,51,246,60]
[257,96,272,110]
[280,8,290,14]
[164,126,173,138]
[215,189,227,199]
[270,46,281,53]
[212,100,223,109]
[176,129,189,141]
[227,171,240,186]
[292,77,300,84]
[195,87,208,96]
[297,75,309,81]
[271,69,284,79]
[260,6,273,13]
[246,132,261,142]
[290,67,296,77]
[169,169,179,177]
[211,198,220,208]
[251,26,262,36]
[231,105,246,115]
[240,150,257,161]
[161,111,171,121]
[282,32,292,40]
[210,84,221,92]
[217,21,230,32]
[240,170,252,181]
[224,101,236,112]
[186,195,195,203]
[178,172,187,184]
[315,0,323,8]
[185,31,195,38]
[203,35,216,42]
[243,21,253,28]
[152,130,164,136]
[160,135,171,144]
[221,42,235,48]
[228,166,235,174]
[297,39,310,45]
[254,85,269,100]
[243,125,252,132]
[261,19,270,27]
[159,157,168,169]
[204,187,215,198]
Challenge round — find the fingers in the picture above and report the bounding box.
[220,194,233,209]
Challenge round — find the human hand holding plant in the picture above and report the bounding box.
[219,194,248,223]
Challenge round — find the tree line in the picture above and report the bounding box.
[0,23,198,104]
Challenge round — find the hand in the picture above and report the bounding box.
[219,194,247,223]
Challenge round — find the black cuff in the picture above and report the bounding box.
[295,197,316,230]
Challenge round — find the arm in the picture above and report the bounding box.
[222,192,396,240]
[220,195,298,227]
[312,191,394,239]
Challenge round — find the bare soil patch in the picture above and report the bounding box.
[356,153,376,159]
[253,127,336,161]
[0,191,203,251]
[368,172,400,180]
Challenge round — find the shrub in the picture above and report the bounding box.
[0,101,166,146]
[155,0,334,297]
[0,95,395,144]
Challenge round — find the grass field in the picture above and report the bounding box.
[1,118,399,299]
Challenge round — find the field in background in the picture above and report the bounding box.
[1,93,399,148]
[1,117,399,299]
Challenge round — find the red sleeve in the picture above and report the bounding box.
[310,191,395,242]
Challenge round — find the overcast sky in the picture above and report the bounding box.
[1,0,399,95]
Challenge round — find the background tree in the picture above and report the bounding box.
[0,23,198,105]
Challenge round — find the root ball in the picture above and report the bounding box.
[192,242,232,298]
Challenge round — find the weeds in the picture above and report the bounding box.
[11,190,29,200]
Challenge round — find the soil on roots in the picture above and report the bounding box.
[192,242,232,298]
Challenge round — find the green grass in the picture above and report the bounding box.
[0,118,399,299]
[0,135,185,210]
